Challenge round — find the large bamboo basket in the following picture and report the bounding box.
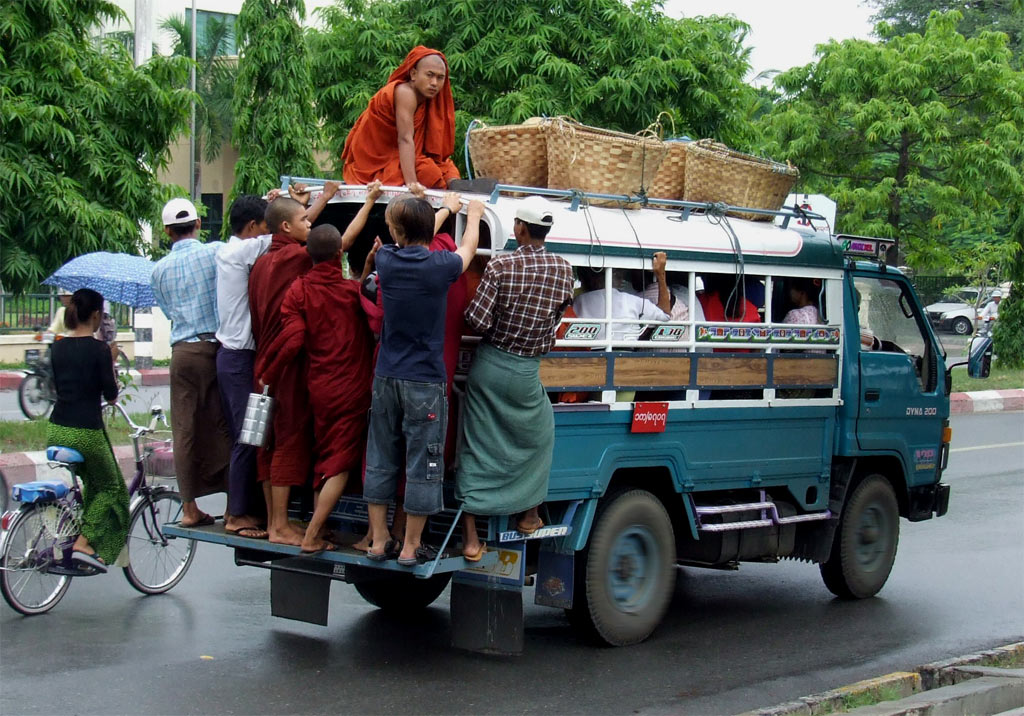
[546,118,668,205]
[646,139,688,200]
[683,139,799,221]
[467,119,549,188]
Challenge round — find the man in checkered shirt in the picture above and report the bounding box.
[456,196,573,561]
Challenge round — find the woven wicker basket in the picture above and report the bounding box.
[683,139,799,221]
[468,119,549,188]
[647,139,688,200]
[546,118,668,204]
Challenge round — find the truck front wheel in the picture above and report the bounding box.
[820,474,900,599]
[569,489,676,646]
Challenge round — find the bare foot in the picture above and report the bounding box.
[224,515,261,532]
[397,543,418,562]
[300,539,336,553]
[268,528,303,546]
[351,535,370,553]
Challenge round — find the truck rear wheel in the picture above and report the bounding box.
[354,572,452,612]
[569,489,676,646]
[820,474,900,599]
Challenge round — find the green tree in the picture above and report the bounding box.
[308,0,756,173]
[759,11,1024,269]
[0,0,193,293]
[867,0,1023,62]
[160,14,237,164]
[231,0,321,199]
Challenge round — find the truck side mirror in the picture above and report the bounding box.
[967,334,993,379]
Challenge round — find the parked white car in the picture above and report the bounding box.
[926,284,1010,335]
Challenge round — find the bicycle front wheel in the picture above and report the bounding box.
[0,505,72,615]
[123,490,196,594]
[18,374,53,421]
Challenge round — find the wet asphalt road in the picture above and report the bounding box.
[1,412,1021,715]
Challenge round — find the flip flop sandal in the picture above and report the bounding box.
[366,537,399,562]
[413,544,443,565]
[71,550,108,574]
[516,518,544,535]
[462,542,487,563]
[182,514,215,528]
[226,526,269,539]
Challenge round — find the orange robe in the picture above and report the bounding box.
[341,46,460,189]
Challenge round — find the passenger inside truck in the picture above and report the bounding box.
[854,277,936,392]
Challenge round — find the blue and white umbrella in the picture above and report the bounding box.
[43,252,157,308]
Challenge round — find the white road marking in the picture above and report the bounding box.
[950,441,1024,453]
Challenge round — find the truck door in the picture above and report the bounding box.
[853,274,945,486]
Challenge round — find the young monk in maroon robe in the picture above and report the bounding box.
[255,206,378,552]
[341,46,459,195]
[248,197,313,546]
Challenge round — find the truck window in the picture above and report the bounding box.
[854,276,936,392]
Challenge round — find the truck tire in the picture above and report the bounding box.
[354,572,452,612]
[951,316,972,335]
[568,489,676,646]
[820,474,900,599]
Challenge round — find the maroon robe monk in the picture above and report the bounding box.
[256,263,374,488]
[248,233,313,488]
[341,46,459,190]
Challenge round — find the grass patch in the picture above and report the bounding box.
[0,411,165,453]
[950,362,1024,392]
[840,685,903,711]
[980,648,1024,668]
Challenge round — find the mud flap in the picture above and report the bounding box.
[270,558,332,626]
[790,460,856,563]
[450,542,525,655]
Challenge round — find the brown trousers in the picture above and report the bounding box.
[170,341,230,501]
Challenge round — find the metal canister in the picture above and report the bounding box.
[238,386,274,447]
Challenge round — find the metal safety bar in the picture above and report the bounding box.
[693,494,831,533]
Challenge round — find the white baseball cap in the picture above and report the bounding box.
[161,197,199,226]
[991,289,1002,297]
[514,196,555,227]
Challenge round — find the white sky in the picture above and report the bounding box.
[663,0,878,82]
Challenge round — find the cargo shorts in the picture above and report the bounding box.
[363,375,447,516]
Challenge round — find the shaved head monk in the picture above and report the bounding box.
[341,46,460,196]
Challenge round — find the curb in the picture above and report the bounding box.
[0,368,170,389]
[741,642,1024,716]
[950,389,1024,415]
[0,446,139,492]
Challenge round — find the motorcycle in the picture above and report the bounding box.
[18,332,57,420]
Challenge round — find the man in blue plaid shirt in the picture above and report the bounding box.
[151,198,233,529]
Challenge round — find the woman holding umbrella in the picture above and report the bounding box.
[47,288,129,572]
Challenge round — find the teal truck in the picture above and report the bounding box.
[166,182,987,654]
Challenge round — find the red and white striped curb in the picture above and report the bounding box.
[950,389,1024,414]
[0,446,138,497]
[0,368,169,390]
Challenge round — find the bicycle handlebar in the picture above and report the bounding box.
[108,402,168,439]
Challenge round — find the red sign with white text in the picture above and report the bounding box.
[631,402,669,433]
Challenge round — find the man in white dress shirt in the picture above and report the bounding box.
[573,252,671,342]
[215,194,273,538]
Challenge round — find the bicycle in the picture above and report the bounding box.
[0,403,196,615]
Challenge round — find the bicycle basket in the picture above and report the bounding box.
[143,438,175,478]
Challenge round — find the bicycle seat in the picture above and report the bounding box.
[12,481,70,503]
[46,446,85,464]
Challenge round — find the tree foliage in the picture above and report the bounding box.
[0,0,193,293]
[161,14,237,164]
[308,0,757,173]
[868,0,1023,62]
[231,0,320,199]
[992,280,1024,367]
[758,11,1024,269]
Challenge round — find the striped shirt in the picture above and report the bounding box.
[151,238,223,345]
[465,244,573,357]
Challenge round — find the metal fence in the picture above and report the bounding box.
[0,290,134,334]
[912,275,969,307]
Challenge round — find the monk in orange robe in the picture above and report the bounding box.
[341,46,460,194]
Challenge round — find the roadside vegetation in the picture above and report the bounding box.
[950,362,1024,392]
[0,411,169,453]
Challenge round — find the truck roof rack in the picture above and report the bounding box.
[277,176,829,231]
[483,183,829,229]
